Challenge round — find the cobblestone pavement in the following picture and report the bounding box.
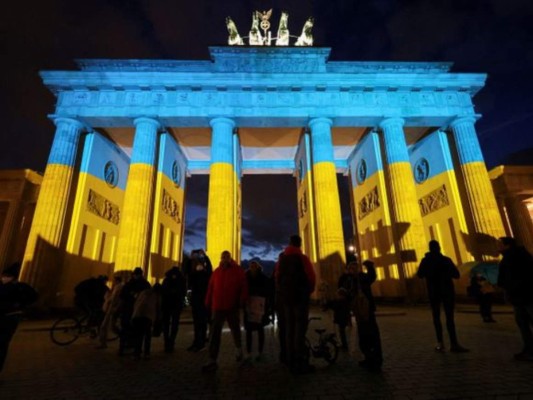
[1,304,533,400]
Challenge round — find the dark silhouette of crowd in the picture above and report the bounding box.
[2,234,533,376]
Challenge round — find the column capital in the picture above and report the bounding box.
[53,117,87,131]
[379,117,405,131]
[209,117,235,129]
[449,116,477,130]
[308,117,333,129]
[134,117,161,130]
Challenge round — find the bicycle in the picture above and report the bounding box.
[305,316,340,364]
[50,311,119,346]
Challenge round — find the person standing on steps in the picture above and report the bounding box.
[417,240,469,353]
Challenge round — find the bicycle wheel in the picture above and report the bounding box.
[323,338,339,364]
[50,317,81,346]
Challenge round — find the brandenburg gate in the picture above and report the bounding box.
[20,14,505,306]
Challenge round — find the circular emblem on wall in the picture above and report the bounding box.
[298,159,305,183]
[104,161,119,188]
[414,158,430,183]
[171,161,181,187]
[356,159,367,184]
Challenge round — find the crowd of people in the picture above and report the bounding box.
[1,235,533,375]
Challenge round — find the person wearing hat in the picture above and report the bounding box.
[0,262,38,372]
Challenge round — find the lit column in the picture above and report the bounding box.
[450,117,505,257]
[308,118,346,286]
[0,200,22,268]
[206,117,236,265]
[114,117,160,272]
[379,118,427,280]
[504,196,533,254]
[21,117,85,287]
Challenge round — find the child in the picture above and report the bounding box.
[324,288,351,350]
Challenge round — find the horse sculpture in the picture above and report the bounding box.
[295,17,314,46]
[249,11,263,45]
[226,17,244,45]
[275,11,290,46]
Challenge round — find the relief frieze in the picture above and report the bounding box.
[57,88,473,111]
[358,186,380,220]
[161,189,181,224]
[87,189,120,225]
[418,184,450,217]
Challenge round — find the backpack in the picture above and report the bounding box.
[277,254,309,306]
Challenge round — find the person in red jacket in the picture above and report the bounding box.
[202,250,248,372]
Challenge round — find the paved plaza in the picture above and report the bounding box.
[1,304,533,400]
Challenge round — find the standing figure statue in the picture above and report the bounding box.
[226,17,244,46]
[295,17,314,46]
[275,11,290,46]
[249,12,263,46]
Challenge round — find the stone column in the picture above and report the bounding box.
[114,117,160,273]
[379,118,427,295]
[450,117,505,258]
[504,196,533,254]
[21,117,85,290]
[308,118,346,287]
[206,117,236,265]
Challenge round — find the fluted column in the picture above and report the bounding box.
[450,117,505,258]
[206,117,236,265]
[504,196,533,254]
[308,118,346,287]
[21,117,85,287]
[114,117,160,272]
[379,118,427,281]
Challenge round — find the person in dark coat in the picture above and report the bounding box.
[275,234,316,374]
[417,240,468,353]
[469,273,496,323]
[118,267,151,356]
[244,260,272,361]
[497,236,533,361]
[161,266,186,353]
[74,274,109,326]
[185,249,212,352]
[351,260,383,372]
[0,263,38,372]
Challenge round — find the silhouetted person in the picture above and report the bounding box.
[0,263,38,373]
[161,266,186,353]
[244,260,272,361]
[74,274,109,326]
[185,249,212,352]
[497,236,533,361]
[469,273,496,323]
[97,274,124,349]
[131,283,161,360]
[275,234,316,374]
[202,251,248,372]
[417,240,468,353]
[344,260,383,370]
[324,287,351,351]
[118,267,150,356]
